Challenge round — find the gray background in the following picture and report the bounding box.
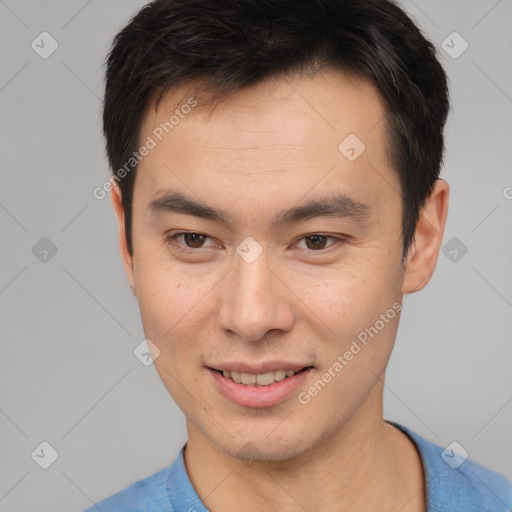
[0,0,511,510]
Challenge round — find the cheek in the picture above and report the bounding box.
[292,258,401,381]
[135,260,208,410]
[297,285,399,416]
[292,261,397,334]
[301,276,363,335]
[133,254,206,353]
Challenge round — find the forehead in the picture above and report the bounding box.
[134,70,399,226]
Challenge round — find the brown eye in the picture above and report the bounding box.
[304,235,329,250]
[166,232,215,252]
[297,234,343,252]
[182,232,207,248]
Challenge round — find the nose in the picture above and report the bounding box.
[217,245,295,342]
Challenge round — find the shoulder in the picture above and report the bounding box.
[82,444,207,512]
[390,421,512,512]
[82,463,173,512]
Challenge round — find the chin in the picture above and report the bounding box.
[200,421,318,463]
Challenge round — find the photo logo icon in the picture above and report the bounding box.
[32,237,58,263]
[31,32,59,59]
[31,441,59,469]
[441,441,468,469]
[338,134,366,162]
[442,236,468,263]
[236,236,263,264]
[441,32,468,59]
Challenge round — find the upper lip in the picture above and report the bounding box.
[208,361,313,374]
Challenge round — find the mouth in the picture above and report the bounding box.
[208,366,314,386]
[207,364,314,408]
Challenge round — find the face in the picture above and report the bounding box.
[114,70,414,462]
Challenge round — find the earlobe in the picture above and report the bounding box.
[110,180,137,295]
[402,179,450,294]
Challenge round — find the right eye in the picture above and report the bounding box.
[165,231,218,253]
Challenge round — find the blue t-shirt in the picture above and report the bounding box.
[83,421,512,511]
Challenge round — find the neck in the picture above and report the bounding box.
[183,383,425,512]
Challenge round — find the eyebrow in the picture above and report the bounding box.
[148,190,371,228]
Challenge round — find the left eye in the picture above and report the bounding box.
[166,232,343,252]
[296,234,340,251]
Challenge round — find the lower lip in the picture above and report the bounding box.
[208,367,313,408]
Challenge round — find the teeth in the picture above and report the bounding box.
[220,369,302,386]
[256,372,275,385]
[241,372,256,385]
[274,370,287,381]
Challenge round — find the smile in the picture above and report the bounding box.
[213,367,312,386]
[208,365,314,408]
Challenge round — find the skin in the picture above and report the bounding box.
[111,69,449,512]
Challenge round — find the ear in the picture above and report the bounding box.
[402,179,449,294]
[110,180,137,296]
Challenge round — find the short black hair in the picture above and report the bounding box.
[102,0,449,261]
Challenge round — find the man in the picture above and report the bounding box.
[85,0,512,510]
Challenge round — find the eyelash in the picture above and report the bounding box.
[165,231,347,255]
